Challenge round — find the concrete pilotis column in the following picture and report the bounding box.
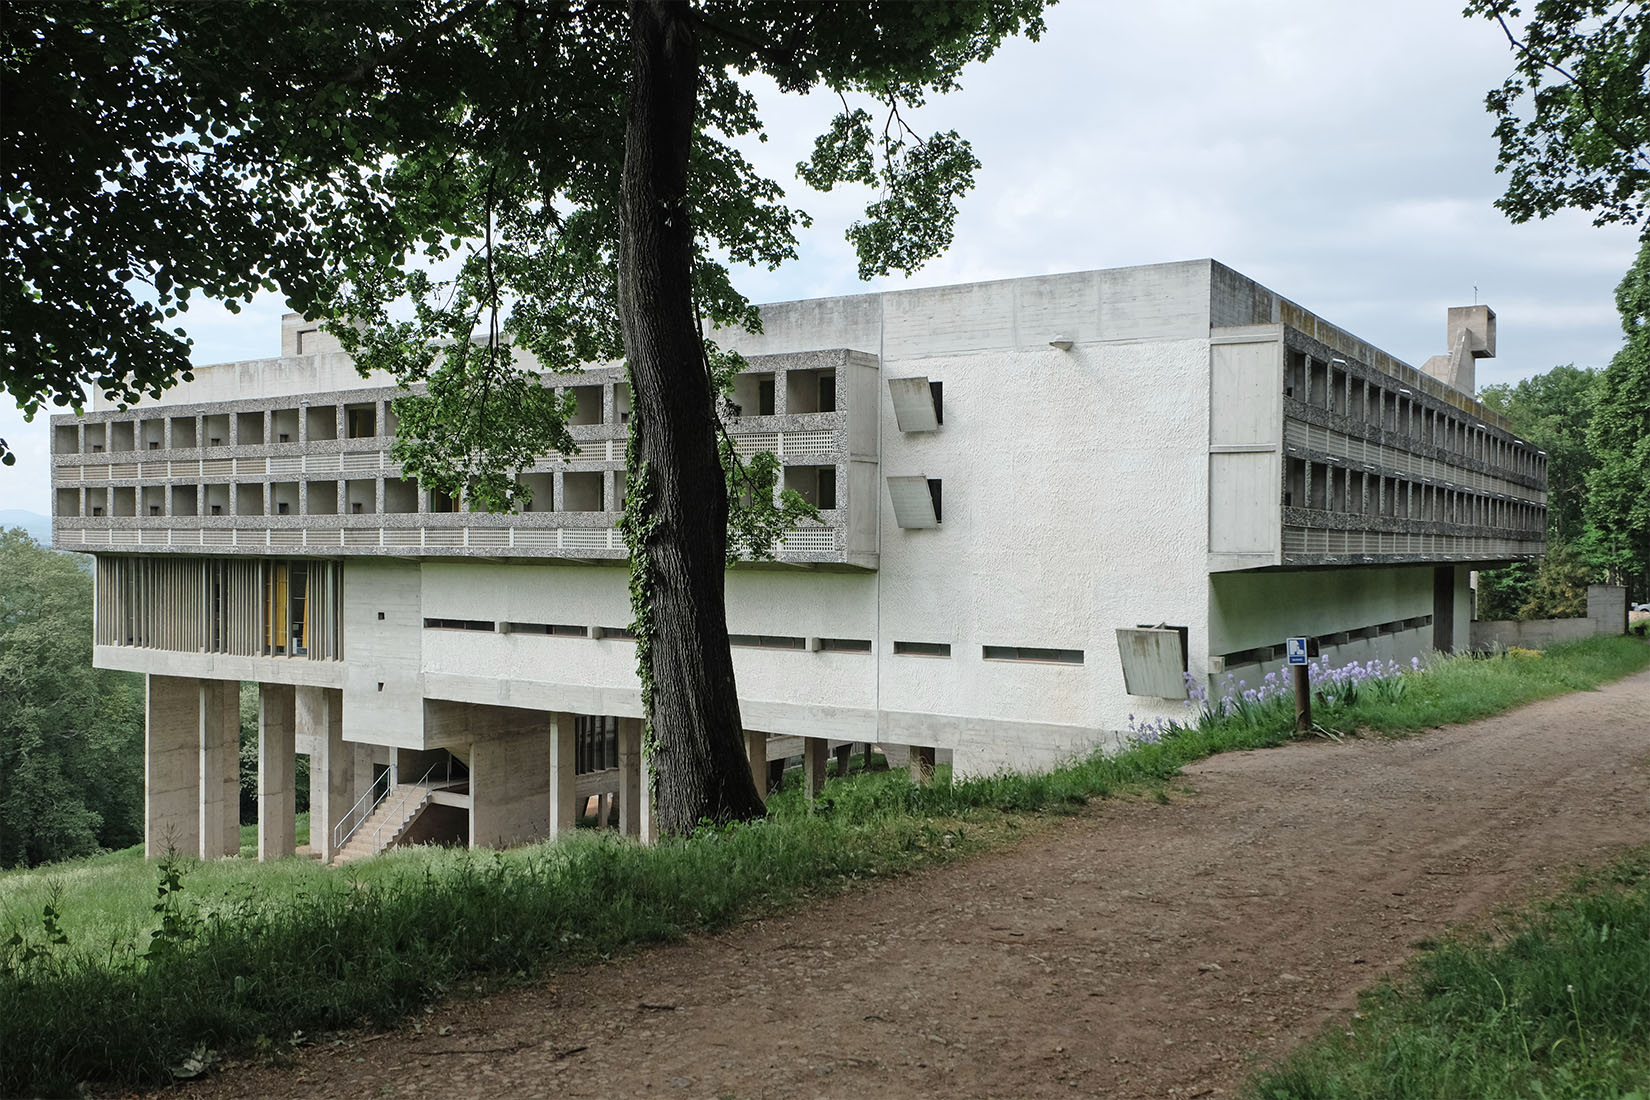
[910,745,937,786]
[145,675,201,859]
[549,713,579,836]
[257,683,296,861]
[351,743,377,809]
[198,679,240,860]
[471,724,551,849]
[803,737,829,801]
[834,742,854,780]
[300,686,349,862]
[745,729,767,804]
[618,718,643,836]
[638,732,656,845]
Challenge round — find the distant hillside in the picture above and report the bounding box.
[0,509,52,545]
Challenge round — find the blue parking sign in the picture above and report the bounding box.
[1286,637,1309,666]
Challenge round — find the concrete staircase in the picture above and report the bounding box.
[331,782,437,864]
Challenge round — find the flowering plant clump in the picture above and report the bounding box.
[1126,654,1415,746]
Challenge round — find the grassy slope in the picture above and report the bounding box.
[1249,849,1650,1100]
[2,636,1646,1096]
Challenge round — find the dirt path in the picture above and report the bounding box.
[170,670,1650,1100]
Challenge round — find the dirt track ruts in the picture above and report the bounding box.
[163,668,1650,1100]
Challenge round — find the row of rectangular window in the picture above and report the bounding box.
[419,622,1078,664]
[1284,458,1543,533]
[56,367,847,456]
[58,465,845,518]
[1217,615,1434,668]
[57,405,389,454]
[1285,351,1543,478]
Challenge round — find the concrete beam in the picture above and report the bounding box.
[257,683,296,861]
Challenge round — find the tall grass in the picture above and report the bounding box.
[1249,849,1650,1099]
[3,636,1645,1096]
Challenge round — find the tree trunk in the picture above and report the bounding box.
[617,0,765,833]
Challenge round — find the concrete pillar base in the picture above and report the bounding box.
[803,737,829,801]
[910,745,937,786]
[549,713,579,836]
[618,718,644,838]
[145,675,200,860]
[257,683,296,861]
[471,721,551,849]
[745,729,767,805]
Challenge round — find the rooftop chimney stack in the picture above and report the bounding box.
[1421,304,1495,396]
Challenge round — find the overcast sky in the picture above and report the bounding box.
[3,0,1640,515]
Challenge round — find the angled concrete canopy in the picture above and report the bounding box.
[886,475,938,528]
[887,377,940,432]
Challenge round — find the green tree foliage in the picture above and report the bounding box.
[1479,363,1601,540]
[1583,237,1650,597]
[1,1,1052,833]
[1467,0,1650,232]
[1476,364,1601,619]
[0,529,144,866]
[1477,241,1650,614]
[238,682,308,826]
[0,0,340,465]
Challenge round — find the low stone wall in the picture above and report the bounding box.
[1470,584,1628,650]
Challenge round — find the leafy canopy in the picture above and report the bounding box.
[272,1,1051,518]
[1466,0,1650,232]
[0,0,353,463]
[0,529,144,866]
[1582,236,1650,595]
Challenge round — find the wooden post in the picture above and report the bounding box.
[1294,665,1311,734]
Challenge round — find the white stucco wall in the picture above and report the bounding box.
[401,264,1220,775]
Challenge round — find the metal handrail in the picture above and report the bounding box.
[364,756,458,854]
[333,764,396,850]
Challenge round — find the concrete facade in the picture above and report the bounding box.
[55,260,1548,861]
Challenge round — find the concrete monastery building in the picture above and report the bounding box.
[49,259,1548,862]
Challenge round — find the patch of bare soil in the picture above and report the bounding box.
[163,671,1650,1100]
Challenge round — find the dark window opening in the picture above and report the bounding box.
[729,634,806,650]
[894,640,951,657]
[983,646,1084,664]
[508,622,588,637]
[423,617,495,632]
[817,637,873,653]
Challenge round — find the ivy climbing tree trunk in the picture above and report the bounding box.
[618,0,765,832]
